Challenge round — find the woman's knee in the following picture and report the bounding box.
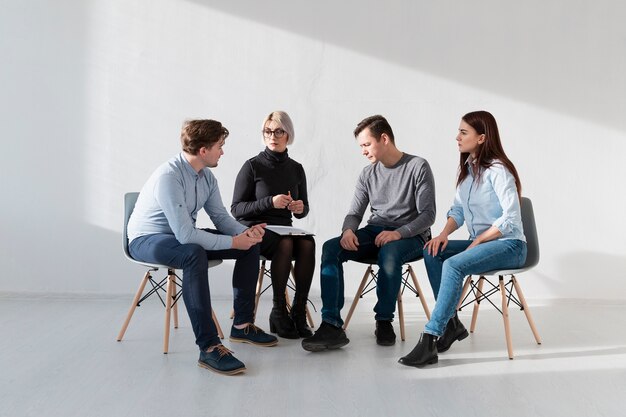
[442,257,467,280]
[295,237,316,258]
[277,236,294,256]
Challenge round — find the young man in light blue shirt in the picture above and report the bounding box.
[128,119,277,376]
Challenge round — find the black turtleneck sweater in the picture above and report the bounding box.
[231,147,310,227]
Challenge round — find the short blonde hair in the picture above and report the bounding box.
[262,111,295,145]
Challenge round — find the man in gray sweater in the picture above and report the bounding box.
[302,115,436,351]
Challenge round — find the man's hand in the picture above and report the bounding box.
[340,229,359,251]
[374,230,401,247]
[232,232,262,250]
[246,223,266,239]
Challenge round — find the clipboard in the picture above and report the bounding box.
[265,225,315,236]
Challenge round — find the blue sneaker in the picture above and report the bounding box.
[229,324,278,346]
[198,344,246,376]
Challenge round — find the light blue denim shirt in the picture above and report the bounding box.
[127,153,247,250]
[447,159,525,242]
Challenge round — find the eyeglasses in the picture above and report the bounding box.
[263,128,286,139]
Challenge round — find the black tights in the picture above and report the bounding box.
[264,236,315,302]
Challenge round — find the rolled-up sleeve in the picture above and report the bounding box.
[446,190,465,229]
[489,164,522,236]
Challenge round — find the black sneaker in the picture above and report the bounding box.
[198,344,246,376]
[301,321,350,352]
[375,320,396,346]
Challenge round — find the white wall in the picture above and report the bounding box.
[1,0,625,300]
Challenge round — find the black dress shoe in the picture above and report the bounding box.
[375,320,396,346]
[436,313,469,353]
[398,333,438,367]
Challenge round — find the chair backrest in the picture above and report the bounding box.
[123,192,140,259]
[520,197,539,269]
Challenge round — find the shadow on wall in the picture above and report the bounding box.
[189,0,626,132]
[555,252,626,300]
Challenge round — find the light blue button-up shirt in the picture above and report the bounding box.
[127,153,247,250]
[447,159,525,242]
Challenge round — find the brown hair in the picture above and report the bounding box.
[457,111,522,196]
[353,115,395,143]
[180,119,229,155]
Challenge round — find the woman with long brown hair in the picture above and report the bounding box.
[399,110,527,367]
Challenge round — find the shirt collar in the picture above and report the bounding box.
[178,152,205,178]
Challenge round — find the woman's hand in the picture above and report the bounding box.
[425,234,449,257]
[272,193,292,209]
[287,199,304,214]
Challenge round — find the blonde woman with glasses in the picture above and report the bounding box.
[231,111,315,339]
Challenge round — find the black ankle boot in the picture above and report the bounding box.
[398,333,438,367]
[269,298,299,339]
[290,299,313,338]
[436,313,469,353]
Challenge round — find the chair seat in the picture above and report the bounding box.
[125,255,222,271]
[353,255,423,265]
[477,266,532,276]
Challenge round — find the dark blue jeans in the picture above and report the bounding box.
[129,231,260,351]
[320,225,426,327]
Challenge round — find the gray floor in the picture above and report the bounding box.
[2,293,626,417]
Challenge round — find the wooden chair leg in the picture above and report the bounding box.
[305,305,315,328]
[408,265,431,320]
[470,277,485,333]
[397,289,405,341]
[163,273,175,354]
[512,276,542,344]
[117,270,151,341]
[253,260,266,320]
[499,276,514,359]
[172,273,179,329]
[343,266,372,330]
[212,308,224,339]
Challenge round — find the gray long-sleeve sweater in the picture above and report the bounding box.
[342,153,436,241]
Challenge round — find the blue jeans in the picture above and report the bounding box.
[423,239,527,337]
[129,230,260,351]
[320,225,426,327]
